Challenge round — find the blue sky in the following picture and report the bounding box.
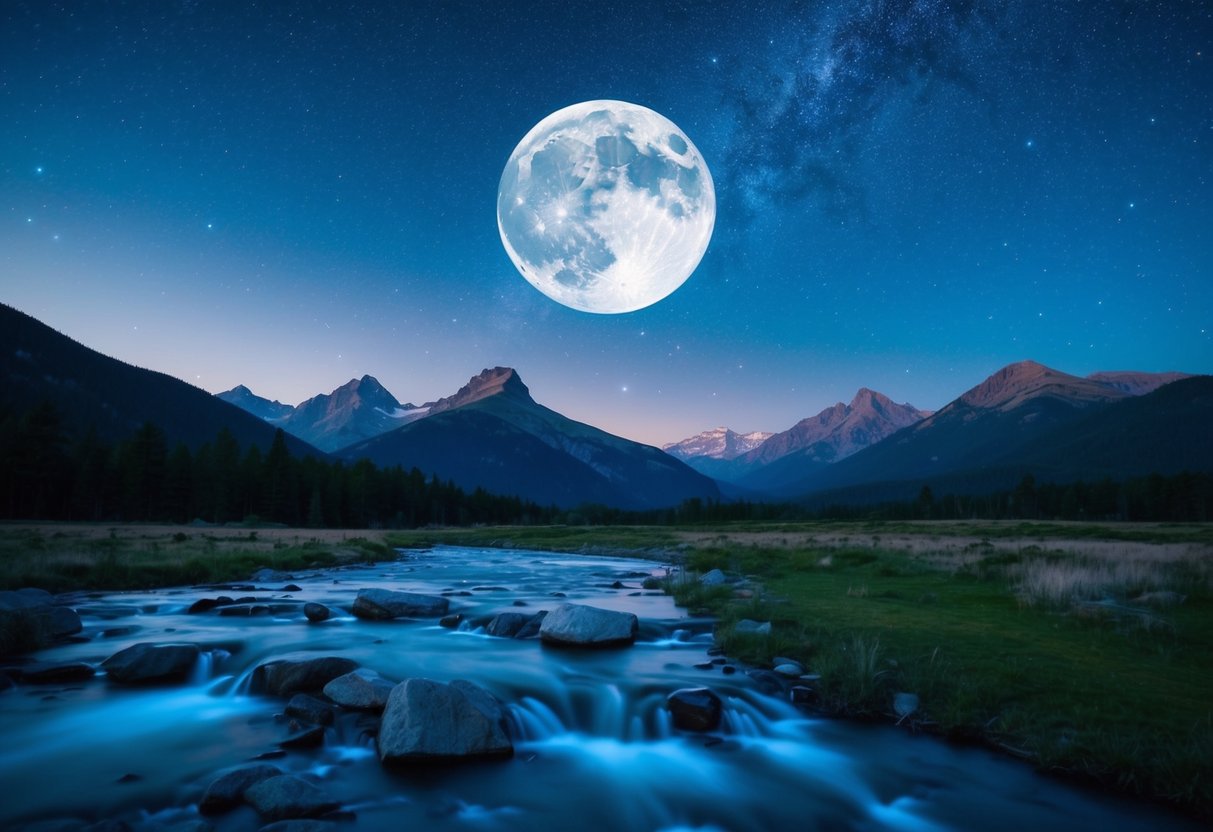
[2,1,1209,445]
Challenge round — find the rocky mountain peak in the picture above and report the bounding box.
[428,367,532,414]
[956,361,1123,413]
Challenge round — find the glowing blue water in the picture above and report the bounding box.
[0,546,1197,831]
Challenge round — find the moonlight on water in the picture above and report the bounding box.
[497,100,715,314]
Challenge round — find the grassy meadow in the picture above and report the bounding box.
[2,519,1211,815]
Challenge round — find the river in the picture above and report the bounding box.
[0,546,1197,831]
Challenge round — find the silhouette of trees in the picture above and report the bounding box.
[0,401,1209,527]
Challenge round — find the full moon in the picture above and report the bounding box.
[497,100,715,314]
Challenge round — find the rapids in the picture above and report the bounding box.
[0,546,1197,831]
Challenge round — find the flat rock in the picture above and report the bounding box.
[438,613,463,629]
[244,775,339,822]
[539,603,638,648]
[323,668,395,711]
[250,656,358,697]
[699,569,727,586]
[303,603,331,623]
[285,693,336,725]
[19,661,96,684]
[773,662,804,678]
[199,763,281,815]
[351,588,449,620]
[377,678,512,764]
[667,687,723,731]
[102,643,200,684]
[188,597,235,614]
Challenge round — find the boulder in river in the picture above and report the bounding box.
[250,656,358,697]
[323,668,395,711]
[244,774,339,821]
[303,603,331,623]
[0,589,82,654]
[102,643,200,684]
[285,693,336,725]
[187,596,235,614]
[351,588,449,620]
[666,687,723,731]
[377,678,512,764]
[539,603,638,648]
[198,763,281,815]
[485,612,531,638]
[513,610,547,640]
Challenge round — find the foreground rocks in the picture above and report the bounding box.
[667,687,723,731]
[199,764,282,815]
[102,643,200,684]
[0,589,82,654]
[539,603,638,648]
[244,774,339,821]
[303,603,331,623]
[250,656,359,697]
[351,588,449,620]
[323,668,394,711]
[377,678,512,763]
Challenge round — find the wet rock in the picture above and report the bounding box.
[721,665,737,675]
[323,668,394,711]
[539,603,638,648]
[280,725,325,749]
[282,584,303,592]
[773,662,804,678]
[0,590,82,654]
[513,610,547,639]
[893,692,919,720]
[19,661,96,684]
[511,599,528,607]
[472,586,509,592]
[115,772,141,783]
[438,613,463,629]
[745,669,786,695]
[666,687,723,731]
[641,577,663,590]
[199,763,282,814]
[250,656,359,697]
[244,775,339,822]
[377,678,512,764]
[693,662,713,671]
[303,603,331,623]
[285,693,336,725]
[102,642,200,684]
[485,612,530,638]
[732,619,771,636]
[351,588,449,620]
[699,569,727,586]
[187,597,235,614]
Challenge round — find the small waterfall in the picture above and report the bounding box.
[188,650,214,685]
[591,684,625,737]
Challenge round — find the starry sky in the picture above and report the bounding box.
[2,1,1210,446]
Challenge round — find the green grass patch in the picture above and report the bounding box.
[678,539,1213,816]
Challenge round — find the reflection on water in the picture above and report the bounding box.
[0,546,1198,830]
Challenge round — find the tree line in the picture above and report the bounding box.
[0,402,555,527]
[2,401,1209,527]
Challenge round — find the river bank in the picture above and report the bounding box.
[3,520,1211,821]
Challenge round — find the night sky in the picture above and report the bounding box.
[2,1,1210,446]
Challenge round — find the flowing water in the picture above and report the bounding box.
[0,546,1197,831]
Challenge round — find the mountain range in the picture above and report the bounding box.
[0,304,319,459]
[667,361,1205,503]
[2,303,1206,512]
